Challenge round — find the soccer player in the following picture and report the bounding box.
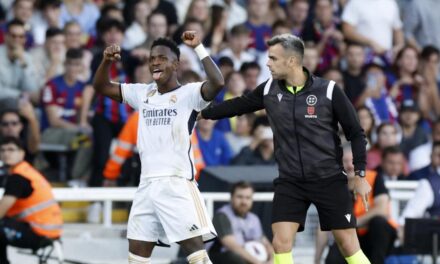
[200,34,372,264]
[93,31,224,264]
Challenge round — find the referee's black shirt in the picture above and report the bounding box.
[202,68,367,181]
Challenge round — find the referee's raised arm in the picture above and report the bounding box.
[93,44,123,103]
[201,80,266,120]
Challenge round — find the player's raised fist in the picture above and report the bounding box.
[103,44,121,62]
[181,31,201,48]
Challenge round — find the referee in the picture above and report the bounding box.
[201,34,371,264]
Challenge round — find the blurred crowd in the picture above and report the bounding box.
[0,0,438,191]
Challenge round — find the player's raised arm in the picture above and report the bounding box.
[181,31,225,101]
[93,44,123,102]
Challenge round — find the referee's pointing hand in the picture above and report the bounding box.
[353,176,372,212]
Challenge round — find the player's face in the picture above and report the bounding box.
[0,143,25,166]
[149,46,179,86]
[267,44,293,79]
[231,187,254,217]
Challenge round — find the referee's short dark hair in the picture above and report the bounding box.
[230,181,254,196]
[151,38,180,61]
[0,137,25,151]
[267,33,305,62]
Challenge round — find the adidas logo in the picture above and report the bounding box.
[189,224,199,232]
[345,214,351,223]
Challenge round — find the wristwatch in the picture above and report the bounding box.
[355,170,366,177]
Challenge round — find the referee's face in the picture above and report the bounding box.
[231,187,254,217]
[267,44,291,79]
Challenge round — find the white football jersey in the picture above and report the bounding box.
[121,82,209,180]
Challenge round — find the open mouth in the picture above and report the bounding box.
[152,69,163,81]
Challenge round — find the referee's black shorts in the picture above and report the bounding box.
[272,173,356,231]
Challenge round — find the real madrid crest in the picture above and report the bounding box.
[169,95,177,104]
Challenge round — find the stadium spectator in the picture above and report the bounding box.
[0,19,38,111]
[240,62,261,92]
[220,0,247,30]
[377,146,406,181]
[231,123,275,165]
[0,0,35,49]
[31,0,62,45]
[357,106,375,150]
[398,100,428,158]
[131,11,168,61]
[342,42,366,104]
[245,0,272,52]
[302,43,319,74]
[0,137,63,264]
[286,0,309,37]
[196,119,232,166]
[214,71,247,133]
[225,113,255,157]
[122,0,151,50]
[30,27,66,90]
[342,0,404,62]
[40,48,92,182]
[303,0,344,74]
[59,0,100,37]
[218,24,256,71]
[0,101,40,162]
[399,142,440,235]
[209,181,274,264]
[408,119,440,172]
[357,62,398,124]
[409,137,440,181]
[388,46,430,116]
[403,0,440,51]
[367,122,400,170]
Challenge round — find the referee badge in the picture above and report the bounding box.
[305,95,318,118]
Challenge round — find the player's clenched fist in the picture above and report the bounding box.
[103,44,121,62]
[181,31,201,48]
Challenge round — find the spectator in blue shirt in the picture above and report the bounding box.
[196,119,232,166]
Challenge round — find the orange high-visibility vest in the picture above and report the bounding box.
[354,170,398,235]
[103,112,205,181]
[191,132,205,181]
[6,161,63,238]
[103,112,139,180]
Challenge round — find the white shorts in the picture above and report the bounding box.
[127,176,217,246]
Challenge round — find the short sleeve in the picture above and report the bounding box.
[341,0,359,26]
[188,81,210,112]
[391,1,403,29]
[121,83,141,109]
[212,212,233,238]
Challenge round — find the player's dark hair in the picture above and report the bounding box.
[151,38,180,60]
[381,146,403,160]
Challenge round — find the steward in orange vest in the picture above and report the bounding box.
[103,112,205,186]
[0,137,62,264]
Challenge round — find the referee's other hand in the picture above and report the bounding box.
[353,176,372,211]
